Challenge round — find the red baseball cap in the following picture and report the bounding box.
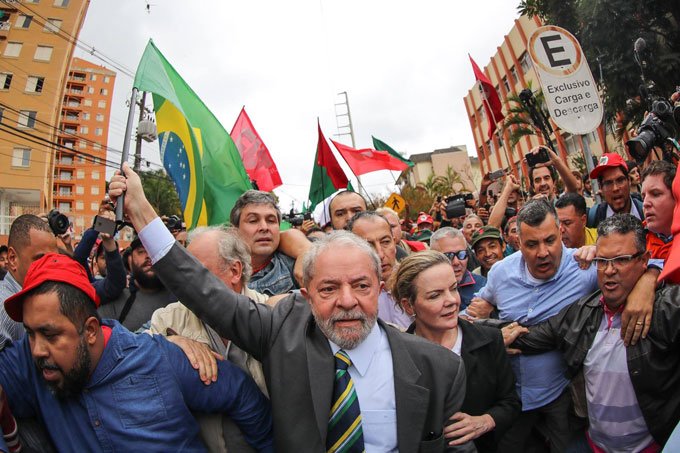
[589,153,629,180]
[659,166,680,284]
[417,213,434,225]
[4,253,100,322]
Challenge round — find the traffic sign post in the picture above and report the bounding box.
[385,193,406,214]
[528,25,603,200]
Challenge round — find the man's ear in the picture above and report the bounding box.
[83,316,101,346]
[300,287,310,302]
[6,246,18,273]
[228,260,243,287]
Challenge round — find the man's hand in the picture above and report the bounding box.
[573,245,596,270]
[108,163,158,231]
[477,207,490,223]
[445,412,495,445]
[58,231,73,253]
[501,322,528,354]
[166,335,223,385]
[621,267,659,346]
[466,297,495,319]
[300,219,316,235]
[502,175,521,193]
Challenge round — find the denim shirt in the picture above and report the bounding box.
[248,252,297,296]
[0,272,24,349]
[458,270,486,310]
[0,320,274,452]
[478,246,598,410]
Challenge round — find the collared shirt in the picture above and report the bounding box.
[458,270,486,310]
[377,290,412,329]
[248,251,297,296]
[605,197,643,221]
[0,272,24,349]
[584,305,655,452]
[0,319,274,452]
[478,246,598,410]
[329,323,397,453]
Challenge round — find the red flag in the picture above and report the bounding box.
[230,107,282,192]
[331,139,410,176]
[308,123,350,210]
[469,55,504,139]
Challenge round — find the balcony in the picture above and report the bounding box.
[0,21,10,39]
[67,88,84,97]
[70,74,86,83]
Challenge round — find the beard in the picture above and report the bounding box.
[311,307,377,350]
[35,335,91,400]
[131,265,164,291]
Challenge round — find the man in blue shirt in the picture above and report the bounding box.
[0,253,273,452]
[466,198,658,452]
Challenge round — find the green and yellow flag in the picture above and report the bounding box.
[133,40,252,228]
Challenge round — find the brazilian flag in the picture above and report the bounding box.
[133,40,252,228]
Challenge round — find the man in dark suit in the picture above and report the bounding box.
[109,163,472,452]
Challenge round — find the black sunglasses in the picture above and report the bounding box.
[444,250,469,261]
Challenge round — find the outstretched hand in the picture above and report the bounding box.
[108,163,158,231]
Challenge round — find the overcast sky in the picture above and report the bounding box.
[75,0,522,211]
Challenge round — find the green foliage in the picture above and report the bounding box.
[138,169,182,218]
[518,0,680,131]
[501,81,548,149]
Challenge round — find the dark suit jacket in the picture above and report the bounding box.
[155,244,473,452]
[458,320,520,453]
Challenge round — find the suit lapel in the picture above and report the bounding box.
[305,318,335,447]
[385,322,430,453]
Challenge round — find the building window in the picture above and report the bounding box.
[91,186,100,195]
[76,185,84,194]
[487,140,495,156]
[76,170,84,179]
[78,156,85,163]
[80,126,88,134]
[93,142,101,150]
[97,100,106,108]
[75,201,84,211]
[25,0,40,3]
[90,202,99,211]
[17,110,37,128]
[25,76,44,93]
[87,86,94,94]
[520,51,532,74]
[44,19,62,33]
[78,141,86,149]
[58,186,71,196]
[34,45,53,62]
[94,127,103,136]
[60,171,72,180]
[90,74,97,81]
[92,170,100,180]
[4,42,22,58]
[99,88,108,95]
[510,66,519,84]
[54,0,70,7]
[11,148,31,167]
[58,202,71,212]
[103,75,110,83]
[502,76,510,93]
[83,99,92,107]
[82,112,90,120]
[95,113,104,122]
[15,15,33,29]
[0,73,12,90]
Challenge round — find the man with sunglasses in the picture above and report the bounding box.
[430,227,486,310]
[504,214,680,451]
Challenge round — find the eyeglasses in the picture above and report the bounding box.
[601,176,629,190]
[592,251,644,271]
[444,250,469,261]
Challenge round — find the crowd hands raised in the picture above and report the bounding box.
[0,138,677,453]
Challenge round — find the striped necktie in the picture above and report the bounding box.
[326,350,365,453]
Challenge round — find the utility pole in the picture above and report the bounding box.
[133,92,147,171]
[334,91,364,196]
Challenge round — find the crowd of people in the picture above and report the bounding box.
[0,143,677,452]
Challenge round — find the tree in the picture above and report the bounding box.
[138,169,182,218]
[518,0,680,130]
[501,81,548,149]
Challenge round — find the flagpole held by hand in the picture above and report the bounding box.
[116,87,139,224]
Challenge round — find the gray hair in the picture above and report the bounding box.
[347,210,392,235]
[463,214,482,226]
[517,198,558,236]
[597,214,646,253]
[187,225,253,283]
[302,230,381,286]
[229,190,281,227]
[430,227,465,249]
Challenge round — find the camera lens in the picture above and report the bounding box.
[626,134,654,164]
[47,209,70,235]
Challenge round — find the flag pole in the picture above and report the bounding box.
[479,82,513,172]
[115,87,139,224]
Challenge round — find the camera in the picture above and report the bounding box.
[283,210,312,227]
[525,148,551,167]
[625,93,678,164]
[445,195,467,219]
[47,209,70,236]
[164,215,184,232]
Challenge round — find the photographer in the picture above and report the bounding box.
[71,202,126,304]
[487,174,521,232]
[526,146,580,202]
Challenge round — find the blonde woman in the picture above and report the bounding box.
[390,250,519,452]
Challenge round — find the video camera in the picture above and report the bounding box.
[283,209,312,227]
[444,193,474,219]
[625,38,680,165]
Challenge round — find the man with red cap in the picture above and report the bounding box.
[0,253,274,451]
[586,153,645,228]
[412,212,434,243]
